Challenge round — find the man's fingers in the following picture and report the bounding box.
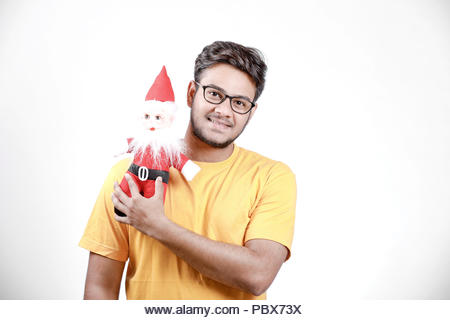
[114,213,129,224]
[111,192,129,217]
[154,176,164,200]
[125,173,140,197]
[113,181,132,206]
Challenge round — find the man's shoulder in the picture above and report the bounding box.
[236,146,294,176]
[108,157,132,179]
[236,145,276,164]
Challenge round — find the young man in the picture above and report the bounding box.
[79,41,297,300]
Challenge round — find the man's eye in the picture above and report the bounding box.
[208,89,223,97]
[234,99,248,107]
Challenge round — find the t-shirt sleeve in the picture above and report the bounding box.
[78,159,131,262]
[244,162,297,260]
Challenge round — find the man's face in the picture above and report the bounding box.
[187,63,257,148]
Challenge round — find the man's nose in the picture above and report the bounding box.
[213,97,233,117]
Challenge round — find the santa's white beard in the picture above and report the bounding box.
[130,126,184,165]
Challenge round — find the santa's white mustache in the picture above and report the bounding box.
[206,113,233,127]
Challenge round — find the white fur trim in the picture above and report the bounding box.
[181,160,200,181]
[143,100,177,113]
[113,139,133,158]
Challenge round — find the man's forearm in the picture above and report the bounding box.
[151,217,281,296]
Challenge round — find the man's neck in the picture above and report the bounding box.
[183,130,234,163]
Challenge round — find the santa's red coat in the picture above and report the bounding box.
[121,145,189,198]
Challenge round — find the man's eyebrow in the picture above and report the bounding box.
[205,83,253,101]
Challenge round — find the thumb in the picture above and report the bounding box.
[154,176,165,200]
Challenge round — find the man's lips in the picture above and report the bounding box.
[207,115,233,128]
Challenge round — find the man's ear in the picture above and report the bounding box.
[186,80,197,108]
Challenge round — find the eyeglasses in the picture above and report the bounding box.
[194,81,255,115]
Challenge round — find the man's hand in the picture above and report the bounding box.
[112,174,167,237]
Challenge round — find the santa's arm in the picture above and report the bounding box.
[174,153,200,181]
[112,174,287,296]
[113,138,134,157]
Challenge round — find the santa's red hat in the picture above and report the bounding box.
[145,66,175,102]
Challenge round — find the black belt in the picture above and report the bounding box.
[128,163,170,184]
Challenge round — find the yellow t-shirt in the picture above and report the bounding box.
[79,145,296,300]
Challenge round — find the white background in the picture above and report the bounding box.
[0,0,449,301]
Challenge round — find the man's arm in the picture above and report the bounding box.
[113,175,288,296]
[155,222,287,296]
[83,252,125,299]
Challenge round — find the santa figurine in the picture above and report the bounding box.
[114,66,200,217]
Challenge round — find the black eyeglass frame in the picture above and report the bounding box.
[193,81,256,115]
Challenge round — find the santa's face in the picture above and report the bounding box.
[140,106,174,131]
[187,63,257,148]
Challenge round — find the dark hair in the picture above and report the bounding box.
[194,41,267,102]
